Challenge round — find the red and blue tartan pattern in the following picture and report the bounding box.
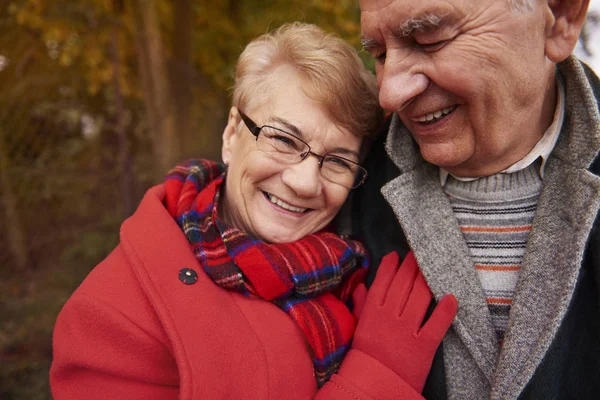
[165,159,368,386]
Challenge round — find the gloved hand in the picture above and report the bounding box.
[351,251,458,393]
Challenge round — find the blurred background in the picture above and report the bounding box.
[0,1,598,398]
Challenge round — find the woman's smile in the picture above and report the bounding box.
[263,191,310,214]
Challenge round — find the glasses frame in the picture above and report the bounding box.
[238,110,368,189]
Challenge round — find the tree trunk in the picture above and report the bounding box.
[0,126,29,270]
[112,0,134,216]
[133,0,177,181]
[170,0,194,158]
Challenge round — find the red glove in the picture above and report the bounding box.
[351,251,458,393]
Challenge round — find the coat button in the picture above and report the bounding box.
[179,268,198,285]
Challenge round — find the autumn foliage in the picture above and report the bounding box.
[0,1,364,398]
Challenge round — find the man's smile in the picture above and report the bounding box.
[411,105,457,124]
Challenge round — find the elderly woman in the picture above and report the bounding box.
[50,23,456,399]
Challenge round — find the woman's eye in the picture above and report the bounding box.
[325,157,352,171]
[273,135,294,146]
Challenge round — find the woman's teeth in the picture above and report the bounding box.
[266,193,307,213]
[413,106,455,123]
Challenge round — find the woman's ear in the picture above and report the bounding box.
[544,0,590,62]
[221,107,240,165]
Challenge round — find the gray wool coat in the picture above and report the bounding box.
[349,55,600,399]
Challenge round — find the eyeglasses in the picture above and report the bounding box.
[238,110,368,189]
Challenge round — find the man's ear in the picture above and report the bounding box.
[221,106,240,165]
[544,0,590,62]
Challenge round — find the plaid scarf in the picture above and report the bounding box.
[164,159,368,387]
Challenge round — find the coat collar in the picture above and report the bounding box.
[382,55,600,399]
[491,55,600,399]
[381,143,500,389]
[119,185,229,399]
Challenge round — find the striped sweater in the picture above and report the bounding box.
[444,162,543,343]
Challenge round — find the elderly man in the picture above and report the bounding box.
[353,0,600,399]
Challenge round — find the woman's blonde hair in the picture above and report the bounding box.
[232,22,384,152]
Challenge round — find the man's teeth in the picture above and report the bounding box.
[414,106,454,123]
[267,193,307,213]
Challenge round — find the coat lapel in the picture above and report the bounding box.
[491,56,600,400]
[381,117,499,397]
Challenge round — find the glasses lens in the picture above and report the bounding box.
[256,127,308,162]
[321,156,366,189]
[254,125,367,189]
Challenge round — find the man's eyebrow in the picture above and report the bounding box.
[361,12,450,51]
[360,36,380,52]
[395,13,449,37]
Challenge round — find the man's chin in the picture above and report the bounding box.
[419,150,469,172]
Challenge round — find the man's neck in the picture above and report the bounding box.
[441,73,561,180]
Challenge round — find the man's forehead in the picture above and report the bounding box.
[359,0,464,12]
[359,0,395,12]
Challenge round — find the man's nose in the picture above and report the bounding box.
[378,58,429,112]
[281,157,323,198]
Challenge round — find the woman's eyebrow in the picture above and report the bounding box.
[269,116,304,139]
[328,148,360,160]
[269,116,360,159]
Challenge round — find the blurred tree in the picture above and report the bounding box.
[133,0,179,178]
[170,0,194,166]
[0,3,54,271]
[110,0,135,215]
[0,126,28,270]
[0,0,363,273]
[5,0,362,174]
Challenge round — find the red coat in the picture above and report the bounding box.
[50,185,422,400]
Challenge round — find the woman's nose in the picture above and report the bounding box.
[281,157,323,197]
